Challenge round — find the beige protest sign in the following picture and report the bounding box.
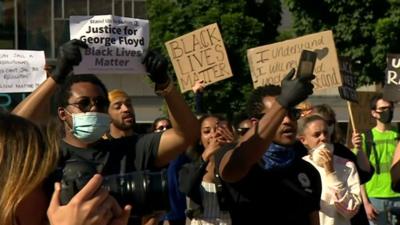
[345,91,376,147]
[247,30,341,90]
[165,23,233,93]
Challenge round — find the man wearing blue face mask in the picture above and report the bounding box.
[63,100,111,143]
[12,39,200,225]
[214,73,323,225]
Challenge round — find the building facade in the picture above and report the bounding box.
[1,0,399,128]
[0,0,165,124]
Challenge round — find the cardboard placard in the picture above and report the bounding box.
[165,23,233,93]
[247,30,342,90]
[70,15,149,74]
[348,91,376,133]
[338,57,358,102]
[346,91,377,147]
[0,50,46,93]
[383,54,400,102]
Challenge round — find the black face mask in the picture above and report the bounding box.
[378,109,394,124]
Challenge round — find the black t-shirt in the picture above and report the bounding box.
[214,143,322,225]
[59,133,161,175]
[58,133,162,225]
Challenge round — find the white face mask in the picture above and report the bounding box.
[310,143,333,167]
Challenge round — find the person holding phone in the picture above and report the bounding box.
[214,68,321,225]
[296,50,317,79]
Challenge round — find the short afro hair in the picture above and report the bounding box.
[246,85,281,118]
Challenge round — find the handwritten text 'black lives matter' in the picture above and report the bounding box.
[167,26,230,90]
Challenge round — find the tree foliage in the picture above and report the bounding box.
[146,0,281,121]
[285,0,400,86]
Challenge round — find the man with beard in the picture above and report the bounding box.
[214,70,322,225]
[106,89,136,139]
[12,39,200,225]
[106,90,164,225]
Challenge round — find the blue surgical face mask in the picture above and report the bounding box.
[66,111,110,143]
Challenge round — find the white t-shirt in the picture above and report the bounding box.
[189,181,231,225]
[303,155,361,225]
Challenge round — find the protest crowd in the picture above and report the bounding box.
[2,11,400,225]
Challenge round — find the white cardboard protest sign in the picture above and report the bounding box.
[70,15,149,74]
[247,30,342,90]
[0,50,46,93]
[165,23,233,93]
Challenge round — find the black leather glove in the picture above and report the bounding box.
[142,50,169,85]
[52,39,88,84]
[276,68,315,108]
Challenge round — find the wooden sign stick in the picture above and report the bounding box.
[347,101,356,132]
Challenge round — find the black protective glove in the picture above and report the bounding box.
[142,50,169,85]
[52,39,88,84]
[276,68,315,108]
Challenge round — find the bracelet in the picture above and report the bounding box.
[155,80,174,96]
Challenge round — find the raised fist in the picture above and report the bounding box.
[276,69,315,108]
[52,39,88,84]
[142,50,169,85]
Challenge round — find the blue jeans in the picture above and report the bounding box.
[369,197,400,225]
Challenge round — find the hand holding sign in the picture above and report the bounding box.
[276,68,315,108]
[52,39,88,84]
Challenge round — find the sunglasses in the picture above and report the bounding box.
[256,108,301,120]
[67,96,109,113]
[155,125,171,132]
[237,127,250,136]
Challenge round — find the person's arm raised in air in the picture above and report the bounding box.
[218,69,315,183]
[352,131,372,174]
[192,80,205,114]
[12,40,88,125]
[142,51,200,167]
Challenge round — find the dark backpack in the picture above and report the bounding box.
[364,129,380,174]
[364,129,400,174]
